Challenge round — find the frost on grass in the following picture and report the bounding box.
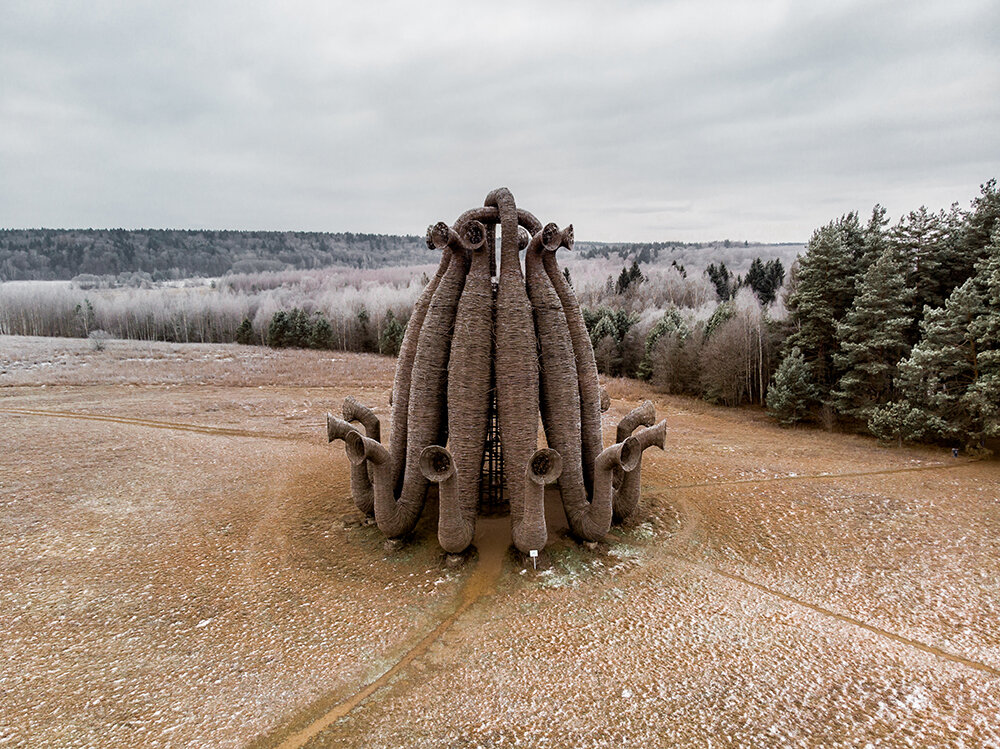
[3,336,997,748]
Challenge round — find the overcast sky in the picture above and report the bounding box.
[1,0,998,242]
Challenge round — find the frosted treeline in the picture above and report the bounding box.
[0,265,434,349]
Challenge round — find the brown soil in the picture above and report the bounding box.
[2,335,999,748]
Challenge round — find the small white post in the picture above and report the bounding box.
[529,549,538,570]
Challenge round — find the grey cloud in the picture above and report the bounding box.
[1,0,997,241]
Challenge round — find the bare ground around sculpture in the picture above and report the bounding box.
[2,335,999,748]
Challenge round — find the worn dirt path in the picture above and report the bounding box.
[251,517,511,749]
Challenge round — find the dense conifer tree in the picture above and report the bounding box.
[872,234,999,449]
[705,262,735,301]
[834,211,866,271]
[766,347,817,425]
[378,310,405,356]
[957,178,1000,282]
[963,230,1000,443]
[782,223,856,400]
[858,204,889,275]
[744,257,784,305]
[235,317,255,345]
[889,207,951,330]
[831,245,915,421]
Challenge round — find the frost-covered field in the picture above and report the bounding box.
[1,335,998,748]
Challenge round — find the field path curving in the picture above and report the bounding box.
[0,407,306,442]
[659,476,1000,680]
[251,517,511,749]
[663,459,973,490]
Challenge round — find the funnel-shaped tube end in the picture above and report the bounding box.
[540,222,561,251]
[517,226,531,251]
[327,413,356,444]
[618,435,641,473]
[528,448,563,486]
[462,219,486,250]
[561,224,574,250]
[343,396,380,443]
[428,221,451,249]
[639,419,667,451]
[344,430,367,466]
[430,220,487,252]
[419,445,455,483]
[612,421,666,526]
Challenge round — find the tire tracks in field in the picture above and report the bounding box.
[250,517,510,749]
[657,492,1000,679]
[0,407,308,443]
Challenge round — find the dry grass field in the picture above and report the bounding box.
[2,334,999,748]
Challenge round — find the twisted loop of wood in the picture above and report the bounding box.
[326,413,373,516]
[613,419,667,525]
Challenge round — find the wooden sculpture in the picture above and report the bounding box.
[327,189,665,557]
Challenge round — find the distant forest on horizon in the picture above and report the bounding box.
[0,226,801,282]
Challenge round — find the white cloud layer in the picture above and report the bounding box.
[1,0,998,241]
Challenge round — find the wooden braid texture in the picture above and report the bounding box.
[488,188,540,551]
[613,419,667,525]
[378,226,472,538]
[441,220,492,552]
[330,189,662,555]
[387,241,451,495]
[541,226,603,500]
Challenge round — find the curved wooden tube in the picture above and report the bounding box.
[541,226,603,499]
[513,448,562,554]
[613,419,666,525]
[613,399,656,494]
[378,226,476,538]
[327,414,373,517]
[452,206,543,237]
[344,431,396,531]
[487,188,539,541]
[569,437,640,542]
[617,400,656,443]
[387,239,451,494]
[429,220,487,254]
[446,220,493,550]
[419,445,473,554]
[343,396,380,444]
[525,223,591,540]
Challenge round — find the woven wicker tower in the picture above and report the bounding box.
[328,189,665,558]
